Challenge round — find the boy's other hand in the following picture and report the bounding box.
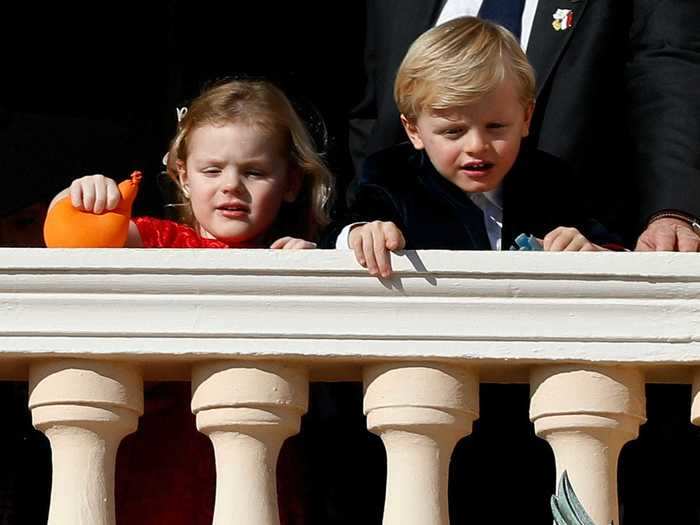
[543,226,604,251]
[70,175,121,214]
[348,221,406,277]
[269,237,317,249]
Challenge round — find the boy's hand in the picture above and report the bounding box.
[348,221,406,277]
[269,237,317,249]
[70,175,122,214]
[543,226,605,251]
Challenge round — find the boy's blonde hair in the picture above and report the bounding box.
[395,16,536,121]
[166,79,333,241]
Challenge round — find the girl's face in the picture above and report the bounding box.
[178,122,300,246]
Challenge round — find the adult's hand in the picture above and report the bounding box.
[635,217,700,252]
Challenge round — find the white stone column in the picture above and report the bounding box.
[191,361,308,525]
[29,359,143,525]
[364,363,479,525]
[689,370,700,429]
[530,366,646,525]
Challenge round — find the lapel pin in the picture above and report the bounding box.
[552,8,574,31]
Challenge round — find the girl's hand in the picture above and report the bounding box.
[70,174,122,214]
[348,221,406,277]
[269,236,317,249]
[543,226,606,251]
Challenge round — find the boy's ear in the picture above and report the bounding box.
[401,114,425,150]
[522,101,535,138]
[284,167,303,203]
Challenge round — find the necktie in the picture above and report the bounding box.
[477,0,527,40]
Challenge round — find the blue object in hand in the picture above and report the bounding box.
[510,233,543,251]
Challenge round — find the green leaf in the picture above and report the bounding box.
[551,471,614,525]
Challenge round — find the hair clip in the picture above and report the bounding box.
[176,107,188,123]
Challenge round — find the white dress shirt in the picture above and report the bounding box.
[435,0,539,50]
[468,189,503,250]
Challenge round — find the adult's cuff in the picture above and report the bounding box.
[648,210,700,236]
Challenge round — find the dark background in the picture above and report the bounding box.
[0,1,366,230]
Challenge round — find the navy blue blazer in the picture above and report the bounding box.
[323,142,618,250]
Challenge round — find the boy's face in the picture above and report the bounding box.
[402,77,533,194]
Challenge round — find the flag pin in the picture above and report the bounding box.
[552,8,574,31]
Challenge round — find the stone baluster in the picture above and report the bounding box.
[364,363,479,525]
[191,361,308,525]
[29,359,143,525]
[530,366,646,525]
[690,371,700,437]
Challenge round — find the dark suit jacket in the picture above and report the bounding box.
[349,0,700,242]
[323,142,618,250]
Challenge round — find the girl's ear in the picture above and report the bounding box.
[176,160,190,196]
[401,114,425,150]
[283,167,303,203]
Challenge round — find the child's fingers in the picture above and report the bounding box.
[69,179,85,209]
[92,175,108,214]
[563,233,589,251]
[384,223,406,251]
[285,239,316,249]
[269,237,290,249]
[549,234,573,251]
[349,229,367,267]
[362,231,379,276]
[70,174,113,213]
[80,177,98,212]
[374,230,392,278]
[542,229,558,251]
[105,178,122,211]
[544,227,576,251]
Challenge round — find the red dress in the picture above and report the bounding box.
[115,217,306,525]
[134,216,230,248]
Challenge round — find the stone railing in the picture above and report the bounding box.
[1,248,699,525]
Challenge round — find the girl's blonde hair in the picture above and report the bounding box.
[395,16,536,121]
[166,79,333,241]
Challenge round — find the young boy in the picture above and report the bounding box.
[330,16,618,276]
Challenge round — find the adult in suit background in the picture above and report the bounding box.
[349,0,700,251]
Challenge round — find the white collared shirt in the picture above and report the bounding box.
[435,0,539,50]
[467,188,503,250]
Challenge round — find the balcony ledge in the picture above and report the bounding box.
[0,248,698,381]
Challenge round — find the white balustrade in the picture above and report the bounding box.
[191,361,308,525]
[0,249,698,523]
[364,363,478,525]
[530,365,646,525]
[29,359,143,525]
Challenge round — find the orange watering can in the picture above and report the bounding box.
[43,171,142,248]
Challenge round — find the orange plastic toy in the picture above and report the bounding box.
[43,171,142,248]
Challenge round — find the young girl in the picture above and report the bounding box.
[51,79,334,525]
[53,79,333,249]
